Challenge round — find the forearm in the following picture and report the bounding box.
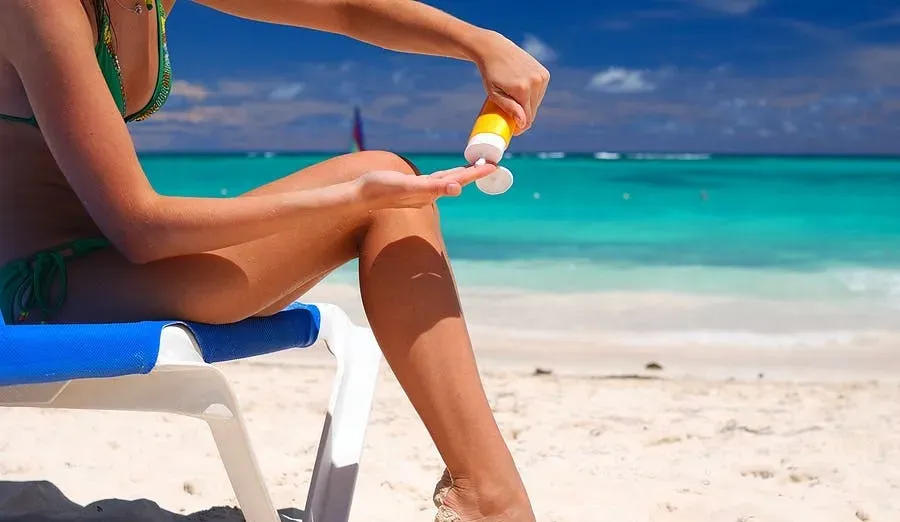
[339,0,492,61]
[119,181,360,264]
[196,0,494,62]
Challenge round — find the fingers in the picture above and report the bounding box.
[531,67,550,130]
[493,89,532,136]
[443,181,462,197]
[489,91,528,134]
[428,166,469,179]
[502,64,551,136]
[505,86,534,135]
[522,66,551,134]
[430,162,496,181]
[448,163,497,186]
[411,173,461,199]
[411,163,496,201]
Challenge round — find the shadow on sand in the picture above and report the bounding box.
[0,481,304,522]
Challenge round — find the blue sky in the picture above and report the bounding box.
[133,0,900,154]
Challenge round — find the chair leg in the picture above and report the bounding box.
[206,412,280,522]
[0,325,280,522]
[305,304,382,522]
[1,312,382,522]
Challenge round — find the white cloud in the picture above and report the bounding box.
[152,99,348,127]
[134,56,900,153]
[856,12,900,30]
[522,34,558,63]
[170,80,209,101]
[217,80,256,98]
[153,105,248,125]
[587,68,657,94]
[268,83,306,101]
[681,0,763,15]
[851,45,900,84]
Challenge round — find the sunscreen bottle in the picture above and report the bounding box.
[465,99,515,195]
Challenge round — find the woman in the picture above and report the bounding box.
[0,0,548,520]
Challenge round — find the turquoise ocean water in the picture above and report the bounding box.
[142,153,900,307]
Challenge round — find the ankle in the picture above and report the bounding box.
[444,472,530,518]
[450,451,521,491]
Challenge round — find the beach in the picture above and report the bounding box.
[3,280,899,522]
[3,153,900,520]
[0,0,897,516]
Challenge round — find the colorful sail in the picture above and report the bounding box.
[351,105,365,152]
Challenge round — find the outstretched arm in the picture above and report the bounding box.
[0,0,479,265]
[194,0,550,131]
[193,0,490,61]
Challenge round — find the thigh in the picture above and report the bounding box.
[58,150,421,324]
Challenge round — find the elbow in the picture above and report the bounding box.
[103,199,171,265]
[108,227,165,265]
[117,237,161,265]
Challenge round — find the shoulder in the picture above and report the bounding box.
[0,1,92,47]
[0,1,83,26]
[0,1,96,75]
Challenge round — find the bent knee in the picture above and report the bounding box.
[353,150,422,176]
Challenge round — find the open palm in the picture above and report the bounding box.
[357,163,497,209]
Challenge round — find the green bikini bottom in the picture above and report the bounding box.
[0,238,109,325]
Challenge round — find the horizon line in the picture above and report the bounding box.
[135,150,900,159]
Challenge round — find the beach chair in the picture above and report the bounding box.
[0,301,382,522]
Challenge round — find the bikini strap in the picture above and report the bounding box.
[94,0,129,117]
[0,239,110,324]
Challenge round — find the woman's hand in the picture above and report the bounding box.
[474,31,551,135]
[356,163,497,210]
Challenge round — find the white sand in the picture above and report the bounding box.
[2,282,899,521]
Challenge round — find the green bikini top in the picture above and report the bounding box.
[0,0,172,127]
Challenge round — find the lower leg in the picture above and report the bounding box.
[358,205,532,518]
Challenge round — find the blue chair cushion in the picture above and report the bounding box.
[0,303,321,387]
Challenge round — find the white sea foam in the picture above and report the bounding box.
[537,152,566,159]
[627,152,712,160]
[834,269,900,303]
[611,330,863,349]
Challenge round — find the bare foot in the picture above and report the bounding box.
[433,469,536,522]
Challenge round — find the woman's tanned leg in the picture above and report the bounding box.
[61,150,532,520]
